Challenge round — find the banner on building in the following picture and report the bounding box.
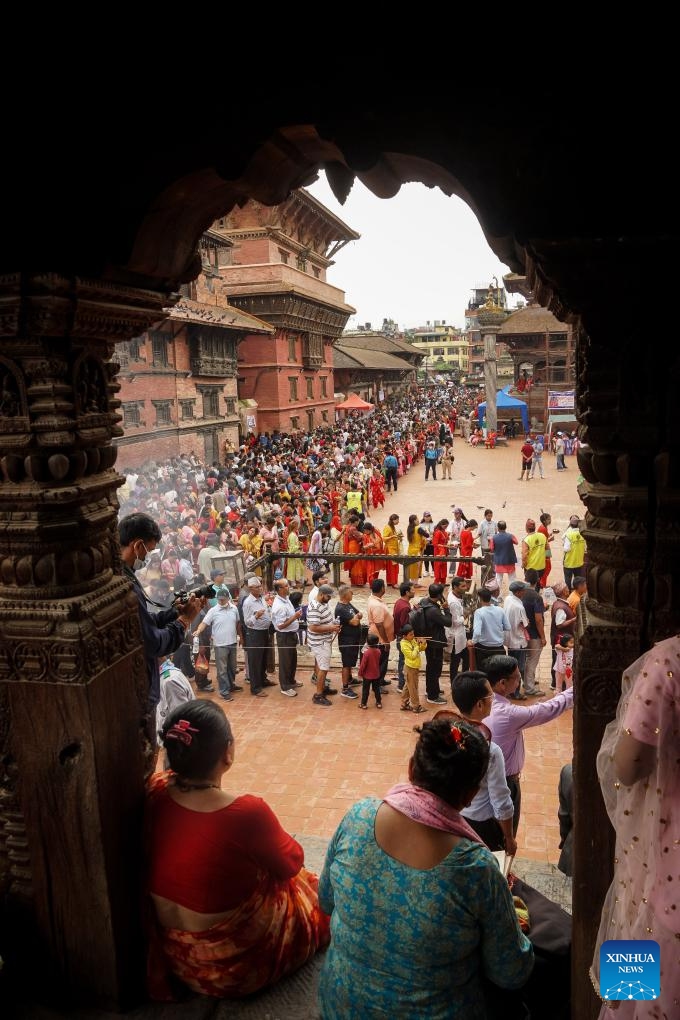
[547,390,575,411]
[246,414,256,430]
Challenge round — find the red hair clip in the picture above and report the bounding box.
[166,719,199,746]
[450,724,463,745]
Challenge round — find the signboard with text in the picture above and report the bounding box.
[547,389,575,411]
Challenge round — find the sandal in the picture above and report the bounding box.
[412,705,426,714]
[400,703,411,712]
[376,703,382,709]
[359,704,367,710]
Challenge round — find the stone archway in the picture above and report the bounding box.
[1,100,678,1017]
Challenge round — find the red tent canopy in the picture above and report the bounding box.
[335,392,374,411]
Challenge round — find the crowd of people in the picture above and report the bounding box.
[114,382,645,1015]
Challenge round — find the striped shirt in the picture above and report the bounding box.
[306,598,333,646]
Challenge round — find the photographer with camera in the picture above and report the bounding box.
[119,513,206,731]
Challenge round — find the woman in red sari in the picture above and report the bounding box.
[146,700,329,1000]
[432,518,450,584]
[344,514,366,587]
[361,522,385,586]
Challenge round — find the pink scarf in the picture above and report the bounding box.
[383,782,486,845]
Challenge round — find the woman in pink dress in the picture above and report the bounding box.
[590,635,680,1018]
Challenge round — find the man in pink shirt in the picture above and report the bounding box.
[482,653,573,833]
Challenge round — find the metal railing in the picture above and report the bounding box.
[247,550,486,590]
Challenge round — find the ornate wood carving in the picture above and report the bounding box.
[0,273,167,1002]
[229,291,350,337]
[187,327,238,377]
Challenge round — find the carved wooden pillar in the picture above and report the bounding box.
[570,319,676,1019]
[523,250,680,1018]
[0,274,169,1006]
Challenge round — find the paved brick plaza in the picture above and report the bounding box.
[195,434,581,865]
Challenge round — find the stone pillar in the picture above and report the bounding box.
[482,332,498,431]
[0,273,170,1006]
[478,304,508,434]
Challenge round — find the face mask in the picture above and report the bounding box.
[133,541,149,571]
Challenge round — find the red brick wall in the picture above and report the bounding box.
[115,326,240,467]
[237,329,336,433]
[231,237,271,265]
[116,422,240,470]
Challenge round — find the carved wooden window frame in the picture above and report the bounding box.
[151,399,172,425]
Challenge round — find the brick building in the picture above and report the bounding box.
[114,232,273,467]
[406,320,469,379]
[212,189,358,434]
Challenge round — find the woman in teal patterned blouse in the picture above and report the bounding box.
[318,718,534,1019]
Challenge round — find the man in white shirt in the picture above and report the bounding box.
[447,576,469,690]
[446,508,465,576]
[503,581,532,698]
[452,671,517,856]
[193,587,242,701]
[476,509,497,571]
[156,656,195,748]
[271,578,303,697]
[242,576,274,698]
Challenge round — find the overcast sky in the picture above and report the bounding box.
[307,174,521,332]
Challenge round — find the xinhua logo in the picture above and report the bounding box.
[599,940,660,1001]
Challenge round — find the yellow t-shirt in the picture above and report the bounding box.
[524,532,547,570]
[346,490,363,513]
[400,637,424,670]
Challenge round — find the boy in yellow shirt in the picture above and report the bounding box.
[399,624,427,714]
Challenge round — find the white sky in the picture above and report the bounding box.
[307,174,521,332]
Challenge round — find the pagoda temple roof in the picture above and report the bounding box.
[497,303,568,335]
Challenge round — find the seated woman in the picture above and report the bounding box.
[318,717,534,1018]
[145,700,330,999]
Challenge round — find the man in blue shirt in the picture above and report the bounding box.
[424,440,439,481]
[382,450,399,492]
[471,587,510,671]
[193,587,242,700]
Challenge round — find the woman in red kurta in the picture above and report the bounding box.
[145,701,329,1000]
[456,519,478,579]
[369,469,386,509]
[537,512,556,589]
[432,519,450,584]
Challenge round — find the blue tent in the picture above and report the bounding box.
[477,387,529,432]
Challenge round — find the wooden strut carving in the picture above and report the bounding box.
[0,273,169,914]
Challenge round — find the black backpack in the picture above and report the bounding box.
[408,604,427,637]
